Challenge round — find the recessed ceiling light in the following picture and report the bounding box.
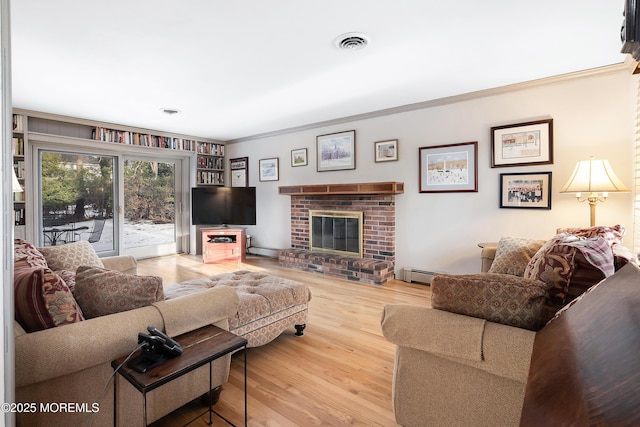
[161,108,181,115]
[334,32,370,50]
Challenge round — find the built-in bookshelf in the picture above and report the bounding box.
[196,141,225,186]
[12,114,26,239]
[13,110,226,241]
[92,126,197,151]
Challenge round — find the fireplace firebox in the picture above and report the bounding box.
[309,210,363,257]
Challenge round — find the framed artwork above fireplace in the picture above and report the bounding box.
[317,130,356,172]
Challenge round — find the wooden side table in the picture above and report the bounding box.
[112,325,247,426]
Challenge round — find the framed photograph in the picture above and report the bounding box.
[259,157,279,181]
[230,157,248,187]
[317,130,355,171]
[500,172,552,209]
[491,119,553,167]
[374,139,398,162]
[419,141,478,193]
[291,148,308,167]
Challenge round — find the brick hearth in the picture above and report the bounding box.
[278,189,398,285]
[279,249,394,285]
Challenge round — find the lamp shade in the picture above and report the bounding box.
[560,158,629,194]
[12,168,23,193]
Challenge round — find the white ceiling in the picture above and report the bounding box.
[11,1,628,142]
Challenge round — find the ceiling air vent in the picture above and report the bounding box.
[334,33,370,50]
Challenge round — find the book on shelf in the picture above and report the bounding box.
[14,208,25,225]
[197,141,224,156]
[91,126,196,151]
[12,137,24,156]
[198,156,224,170]
[13,191,25,202]
[197,171,224,185]
[12,115,24,132]
[14,161,25,179]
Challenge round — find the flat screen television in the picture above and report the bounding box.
[191,186,257,226]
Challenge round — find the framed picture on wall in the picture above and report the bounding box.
[259,157,279,181]
[491,119,553,167]
[500,171,552,209]
[374,139,398,162]
[419,141,478,193]
[230,157,248,187]
[316,130,356,171]
[291,148,308,167]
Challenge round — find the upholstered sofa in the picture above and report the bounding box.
[382,226,635,427]
[13,239,240,427]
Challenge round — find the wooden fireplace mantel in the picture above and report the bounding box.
[278,182,404,196]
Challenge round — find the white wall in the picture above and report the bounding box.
[226,68,638,275]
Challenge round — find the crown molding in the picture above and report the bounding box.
[227,62,629,144]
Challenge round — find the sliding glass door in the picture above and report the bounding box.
[39,150,117,254]
[122,157,180,258]
[37,148,187,258]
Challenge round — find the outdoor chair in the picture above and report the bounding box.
[75,218,106,243]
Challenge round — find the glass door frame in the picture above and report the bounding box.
[120,155,189,259]
[28,137,193,257]
[33,144,120,257]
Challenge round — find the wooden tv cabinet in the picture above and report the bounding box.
[201,228,246,263]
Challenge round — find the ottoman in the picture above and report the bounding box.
[164,270,311,347]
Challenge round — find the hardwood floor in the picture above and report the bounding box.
[138,254,430,426]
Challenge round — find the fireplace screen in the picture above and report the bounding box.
[309,210,363,257]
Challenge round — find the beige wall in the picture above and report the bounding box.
[227,67,638,275]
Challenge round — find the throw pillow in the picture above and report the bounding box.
[37,240,104,272]
[56,269,77,292]
[524,234,579,307]
[431,273,549,331]
[14,239,48,268]
[487,237,546,276]
[612,244,636,270]
[565,251,605,304]
[14,264,84,332]
[73,266,164,319]
[563,235,614,304]
[556,225,625,247]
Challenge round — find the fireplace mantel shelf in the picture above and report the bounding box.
[279,181,404,196]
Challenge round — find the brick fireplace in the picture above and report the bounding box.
[278,182,403,285]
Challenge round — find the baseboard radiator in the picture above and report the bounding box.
[246,246,279,258]
[401,267,439,285]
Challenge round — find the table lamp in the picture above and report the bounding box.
[560,157,629,226]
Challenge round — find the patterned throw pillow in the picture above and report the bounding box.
[524,234,579,306]
[14,239,48,268]
[556,225,625,247]
[37,240,104,272]
[431,273,549,331]
[525,233,616,307]
[14,264,84,332]
[487,237,546,276]
[557,225,632,271]
[73,266,164,319]
[56,269,77,292]
[566,252,606,303]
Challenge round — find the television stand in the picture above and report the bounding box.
[202,227,246,263]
